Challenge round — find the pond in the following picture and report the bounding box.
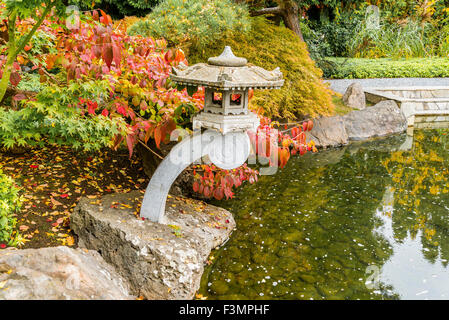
[199,129,449,300]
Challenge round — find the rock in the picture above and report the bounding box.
[343,83,366,110]
[307,116,349,148]
[0,246,133,300]
[343,100,407,141]
[71,191,235,300]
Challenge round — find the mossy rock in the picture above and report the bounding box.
[187,17,334,120]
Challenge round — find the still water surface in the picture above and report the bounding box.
[199,129,449,300]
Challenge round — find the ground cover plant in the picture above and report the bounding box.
[0,170,22,247]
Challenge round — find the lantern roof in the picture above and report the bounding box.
[170,46,284,90]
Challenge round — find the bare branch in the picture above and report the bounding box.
[250,6,283,17]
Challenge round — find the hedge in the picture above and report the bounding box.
[324,57,449,79]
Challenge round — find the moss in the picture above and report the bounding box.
[187,17,334,120]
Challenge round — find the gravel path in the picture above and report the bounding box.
[325,78,449,94]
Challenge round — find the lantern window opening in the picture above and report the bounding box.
[212,92,223,106]
[230,93,242,106]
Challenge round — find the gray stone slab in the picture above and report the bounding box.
[0,246,133,300]
[325,78,449,94]
[71,191,235,300]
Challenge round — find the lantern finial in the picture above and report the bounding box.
[208,46,247,67]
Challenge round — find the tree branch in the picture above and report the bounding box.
[14,1,53,57]
[250,6,283,17]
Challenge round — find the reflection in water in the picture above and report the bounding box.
[199,129,449,300]
[379,128,449,299]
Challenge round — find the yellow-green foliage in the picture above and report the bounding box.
[127,0,250,49]
[188,17,334,120]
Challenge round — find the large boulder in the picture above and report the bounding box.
[71,191,235,300]
[307,116,349,148]
[0,246,133,300]
[343,82,366,110]
[343,100,407,141]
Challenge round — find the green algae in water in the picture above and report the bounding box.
[199,129,449,300]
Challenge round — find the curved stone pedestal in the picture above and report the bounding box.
[140,130,251,223]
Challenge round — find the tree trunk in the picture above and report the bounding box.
[249,1,305,42]
[278,0,304,41]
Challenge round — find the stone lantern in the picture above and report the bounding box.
[140,46,284,223]
[171,46,283,134]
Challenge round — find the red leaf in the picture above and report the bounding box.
[102,42,113,68]
[126,134,135,159]
[154,126,162,149]
[60,194,69,198]
[10,71,21,86]
[174,49,185,63]
[92,10,99,21]
[203,186,211,198]
[112,42,121,68]
[164,50,173,63]
[308,120,314,131]
[302,121,308,132]
[193,181,199,193]
[12,93,26,101]
[213,187,224,200]
[299,132,306,145]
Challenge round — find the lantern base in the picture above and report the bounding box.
[193,112,260,134]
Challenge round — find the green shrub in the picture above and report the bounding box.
[0,171,22,247]
[301,2,449,59]
[347,19,433,59]
[188,17,334,120]
[16,73,44,92]
[0,80,127,151]
[302,13,362,59]
[325,57,449,79]
[127,0,250,48]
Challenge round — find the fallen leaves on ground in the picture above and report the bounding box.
[0,144,149,249]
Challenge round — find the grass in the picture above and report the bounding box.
[331,94,353,116]
[323,57,449,79]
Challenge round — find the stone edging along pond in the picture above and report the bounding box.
[306,100,407,149]
[0,99,407,300]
